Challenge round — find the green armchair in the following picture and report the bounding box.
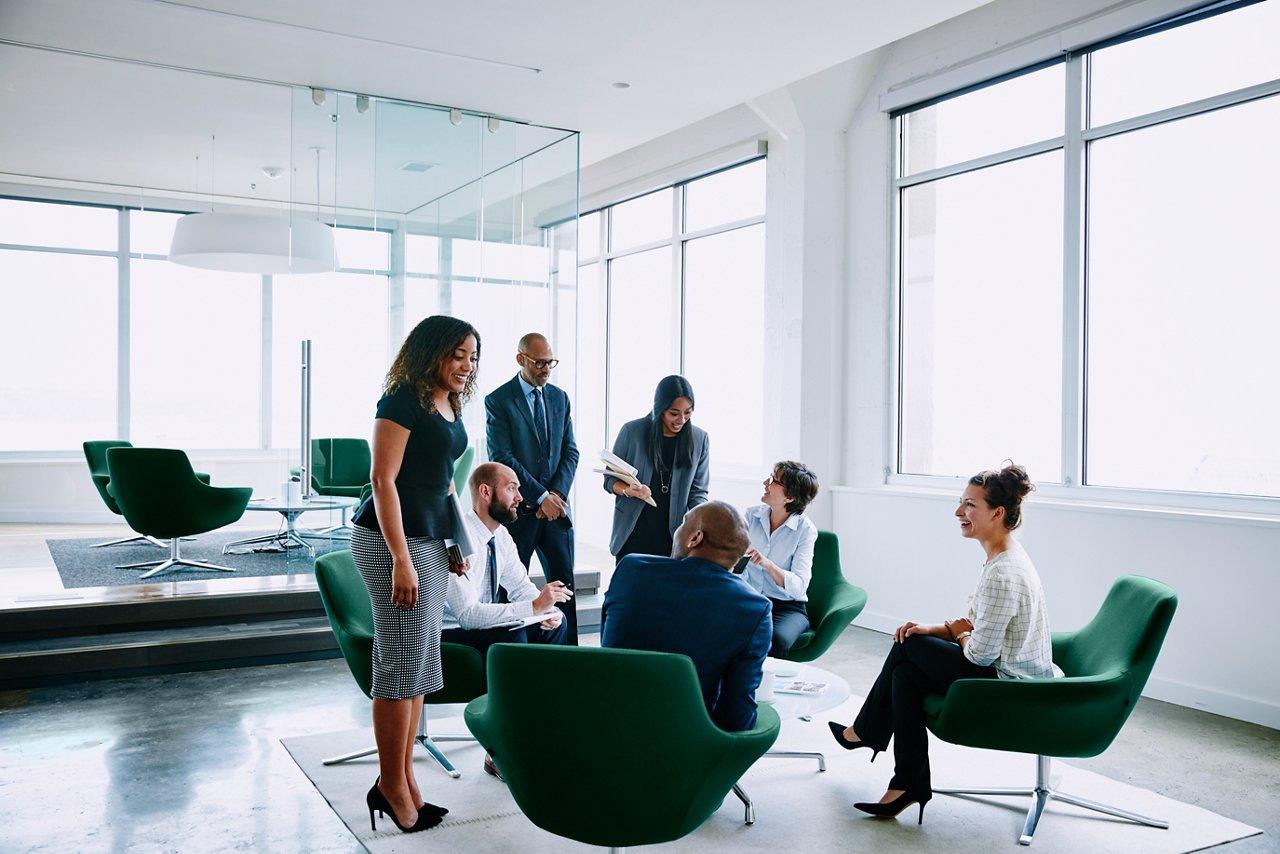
[314,549,486,776]
[786,530,868,661]
[105,447,251,579]
[84,439,209,548]
[924,574,1178,845]
[465,644,781,849]
[294,438,371,537]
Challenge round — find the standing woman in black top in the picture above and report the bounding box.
[349,315,479,833]
[604,375,710,562]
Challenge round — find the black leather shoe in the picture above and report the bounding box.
[483,754,505,782]
[854,790,932,825]
[827,721,882,761]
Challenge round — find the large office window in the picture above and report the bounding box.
[895,0,1280,499]
[578,159,768,472]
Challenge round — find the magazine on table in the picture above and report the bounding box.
[774,680,828,696]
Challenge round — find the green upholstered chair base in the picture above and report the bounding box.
[923,575,1178,845]
[784,530,868,663]
[105,447,250,579]
[465,644,781,849]
[84,439,210,548]
[315,550,486,777]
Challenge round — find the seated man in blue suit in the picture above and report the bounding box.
[601,501,772,732]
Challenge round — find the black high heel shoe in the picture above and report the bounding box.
[374,776,448,819]
[827,721,881,761]
[366,784,442,833]
[853,789,932,825]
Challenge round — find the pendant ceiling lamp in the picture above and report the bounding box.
[168,136,337,275]
[169,212,336,274]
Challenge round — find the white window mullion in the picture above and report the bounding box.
[1061,53,1087,487]
[117,209,130,440]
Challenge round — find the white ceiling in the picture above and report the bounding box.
[0,0,992,213]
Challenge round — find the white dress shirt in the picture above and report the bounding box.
[741,504,818,602]
[515,374,551,506]
[963,540,1056,679]
[443,509,546,631]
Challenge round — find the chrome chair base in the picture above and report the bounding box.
[764,748,826,771]
[322,709,476,779]
[934,755,1169,845]
[93,533,194,548]
[731,782,755,825]
[118,538,238,579]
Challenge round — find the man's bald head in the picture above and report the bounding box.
[673,501,749,569]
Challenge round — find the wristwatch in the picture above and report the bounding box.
[954,631,972,644]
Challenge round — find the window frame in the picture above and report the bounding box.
[887,0,1280,514]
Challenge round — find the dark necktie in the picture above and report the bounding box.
[532,387,549,454]
[487,537,499,604]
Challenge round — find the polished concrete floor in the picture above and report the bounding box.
[1,625,1277,854]
[2,522,1277,852]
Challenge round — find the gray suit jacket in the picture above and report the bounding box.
[603,416,709,555]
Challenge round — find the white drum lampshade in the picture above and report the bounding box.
[168,212,337,274]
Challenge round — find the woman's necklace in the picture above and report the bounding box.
[659,466,670,494]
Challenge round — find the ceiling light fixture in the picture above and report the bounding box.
[311,87,326,106]
[356,94,370,114]
[168,136,336,274]
[612,81,631,89]
[487,116,500,134]
[449,108,463,126]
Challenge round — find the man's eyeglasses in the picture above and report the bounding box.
[520,354,559,369]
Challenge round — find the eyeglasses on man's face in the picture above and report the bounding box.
[520,354,559,370]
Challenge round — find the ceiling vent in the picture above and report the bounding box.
[399,160,436,173]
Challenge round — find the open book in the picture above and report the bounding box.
[595,450,658,507]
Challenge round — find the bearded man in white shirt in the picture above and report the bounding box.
[442,462,573,658]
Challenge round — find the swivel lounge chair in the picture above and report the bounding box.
[466,644,781,849]
[315,549,486,777]
[105,447,251,579]
[767,530,869,771]
[296,438,371,538]
[924,574,1178,845]
[83,440,210,548]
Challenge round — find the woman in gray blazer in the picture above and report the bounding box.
[604,375,710,562]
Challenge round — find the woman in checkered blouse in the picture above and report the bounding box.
[828,463,1053,824]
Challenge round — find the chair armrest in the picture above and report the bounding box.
[926,672,1132,758]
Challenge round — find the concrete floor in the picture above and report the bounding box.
[0,627,1276,853]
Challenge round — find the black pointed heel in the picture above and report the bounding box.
[374,776,447,819]
[827,721,881,761]
[367,784,442,833]
[853,789,932,824]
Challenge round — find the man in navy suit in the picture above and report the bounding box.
[601,501,773,731]
[485,333,581,643]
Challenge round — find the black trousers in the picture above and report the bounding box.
[507,509,578,644]
[768,598,810,658]
[441,618,568,658]
[852,634,997,792]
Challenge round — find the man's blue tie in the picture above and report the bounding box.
[532,387,549,454]
[487,537,499,604]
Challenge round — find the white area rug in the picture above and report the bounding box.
[281,696,1261,853]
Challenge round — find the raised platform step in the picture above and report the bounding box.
[0,587,602,690]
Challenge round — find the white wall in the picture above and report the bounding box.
[838,0,1280,729]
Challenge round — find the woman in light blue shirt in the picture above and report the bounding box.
[740,460,819,658]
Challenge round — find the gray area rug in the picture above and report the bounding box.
[282,696,1261,854]
[47,530,348,588]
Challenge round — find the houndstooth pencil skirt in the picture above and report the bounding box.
[351,524,450,699]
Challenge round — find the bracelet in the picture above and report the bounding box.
[954,631,972,644]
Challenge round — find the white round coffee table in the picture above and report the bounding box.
[222,495,359,556]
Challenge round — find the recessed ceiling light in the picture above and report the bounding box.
[261,166,284,179]
[612,81,631,89]
[399,160,437,173]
